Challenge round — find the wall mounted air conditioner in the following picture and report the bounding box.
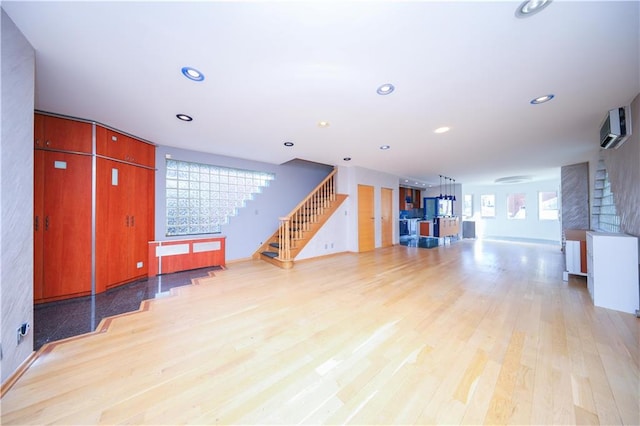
[600,106,632,149]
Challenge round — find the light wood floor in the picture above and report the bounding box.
[2,240,638,425]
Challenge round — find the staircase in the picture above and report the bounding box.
[254,169,347,269]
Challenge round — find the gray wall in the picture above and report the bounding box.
[561,162,590,231]
[1,9,35,383]
[155,145,333,261]
[602,93,640,237]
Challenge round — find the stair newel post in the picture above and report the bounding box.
[279,217,291,261]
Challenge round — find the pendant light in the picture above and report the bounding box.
[439,175,443,199]
[452,179,457,201]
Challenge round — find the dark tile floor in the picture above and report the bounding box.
[34,267,220,351]
[399,235,446,248]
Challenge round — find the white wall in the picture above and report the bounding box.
[300,164,401,259]
[339,165,400,253]
[1,9,35,383]
[463,178,562,243]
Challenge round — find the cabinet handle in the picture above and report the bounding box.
[131,215,135,227]
[45,140,51,147]
[126,215,129,227]
[45,216,49,231]
[35,216,39,231]
[35,139,41,147]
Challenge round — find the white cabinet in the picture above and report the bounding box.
[564,229,587,280]
[586,232,639,314]
[566,240,585,275]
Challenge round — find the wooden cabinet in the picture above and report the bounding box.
[419,221,431,237]
[400,187,421,210]
[34,112,156,303]
[34,113,92,153]
[96,127,155,167]
[34,150,92,303]
[586,232,639,314]
[96,158,153,291]
[434,216,460,237]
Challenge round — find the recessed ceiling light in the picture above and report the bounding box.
[181,67,204,81]
[318,121,330,128]
[515,0,552,18]
[404,179,409,182]
[530,94,555,104]
[380,145,390,150]
[283,141,294,147]
[176,114,193,122]
[343,157,351,161]
[434,126,450,134]
[376,83,395,95]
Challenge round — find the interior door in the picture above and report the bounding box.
[358,184,375,252]
[96,158,130,291]
[42,152,92,299]
[381,187,393,247]
[130,165,150,278]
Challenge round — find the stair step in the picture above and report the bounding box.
[269,242,280,249]
[261,251,278,259]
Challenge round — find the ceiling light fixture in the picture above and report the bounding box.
[434,126,450,134]
[530,94,555,104]
[380,145,390,150]
[176,114,193,122]
[318,121,330,128]
[515,0,553,18]
[343,157,351,161]
[181,67,204,81]
[376,83,395,95]
[495,175,533,184]
[283,141,294,147]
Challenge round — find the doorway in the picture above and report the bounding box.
[358,184,375,252]
[381,187,393,247]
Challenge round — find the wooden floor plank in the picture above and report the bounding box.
[2,240,638,425]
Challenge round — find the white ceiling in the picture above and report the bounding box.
[3,1,639,187]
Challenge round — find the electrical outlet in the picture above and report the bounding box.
[137,261,143,269]
[17,322,30,344]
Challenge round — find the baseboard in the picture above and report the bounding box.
[0,350,37,398]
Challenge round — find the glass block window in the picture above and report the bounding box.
[166,159,275,236]
[593,166,620,233]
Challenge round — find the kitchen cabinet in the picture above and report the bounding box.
[34,113,92,153]
[586,232,639,314]
[400,187,421,210]
[434,216,460,237]
[97,127,155,167]
[96,158,153,291]
[419,221,432,237]
[34,150,92,303]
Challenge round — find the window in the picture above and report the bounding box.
[538,191,559,221]
[165,159,275,236]
[480,194,495,217]
[463,194,473,217]
[507,193,526,219]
